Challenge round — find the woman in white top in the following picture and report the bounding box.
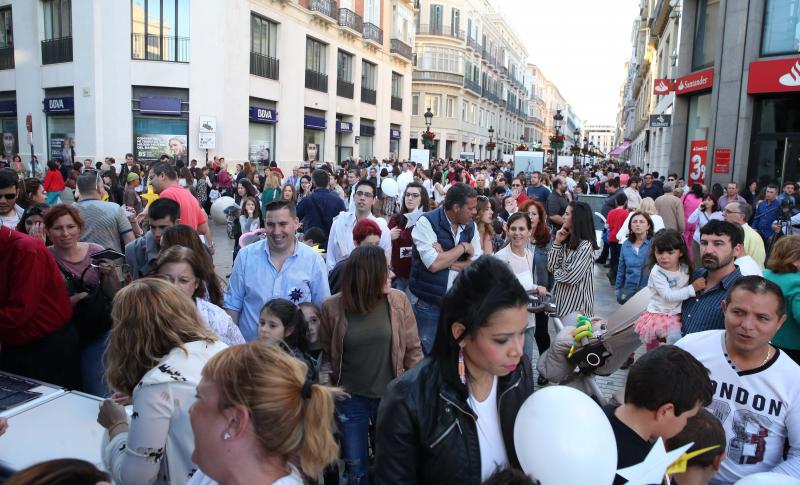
[432,171,446,207]
[616,197,664,241]
[153,246,245,346]
[687,193,724,265]
[494,212,549,364]
[187,342,342,484]
[97,279,228,485]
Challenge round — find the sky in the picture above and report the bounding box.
[498,0,641,126]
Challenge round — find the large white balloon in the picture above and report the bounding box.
[514,385,618,485]
[381,178,399,198]
[210,196,237,224]
[735,473,800,485]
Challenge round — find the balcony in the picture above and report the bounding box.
[310,0,337,22]
[500,66,508,78]
[305,69,328,92]
[463,78,481,95]
[41,36,73,65]
[337,79,354,99]
[338,8,362,34]
[361,86,376,104]
[413,70,464,86]
[131,34,189,62]
[363,22,383,45]
[0,46,13,70]
[391,96,402,111]
[416,24,464,41]
[250,51,279,80]
[466,36,480,51]
[390,38,413,61]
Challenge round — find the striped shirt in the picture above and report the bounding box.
[681,266,742,335]
[547,240,595,318]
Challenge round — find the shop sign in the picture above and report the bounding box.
[139,96,181,116]
[390,129,401,140]
[199,116,217,133]
[250,107,277,124]
[43,96,74,114]
[747,57,800,94]
[688,140,708,186]
[714,147,731,174]
[0,100,17,116]
[136,133,188,163]
[360,124,375,137]
[336,121,353,132]
[304,115,326,130]
[653,78,675,95]
[649,114,672,128]
[675,69,714,95]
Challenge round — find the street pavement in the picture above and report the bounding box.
[209,221,639,401]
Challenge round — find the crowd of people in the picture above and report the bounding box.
[0,151,799,484]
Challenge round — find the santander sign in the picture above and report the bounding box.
[748,57,800,94]
[675,68,714,95]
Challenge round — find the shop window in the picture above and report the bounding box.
[684,93,713,175]
[762,0,800,56]
[0,7,13,70]
[131,0,190,62]
[250,13,278,79]
[692,0,719,71]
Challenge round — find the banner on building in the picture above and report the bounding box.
[688,140,708,186]
[649,114,672,128]
[653,79,675,95]
[675,68,714,95]
[747,57,800,94]
[135,134,188,163]
[514,151,544,174]
[714,148,731,174]
[249,140,272,165]
[49,133,75,163]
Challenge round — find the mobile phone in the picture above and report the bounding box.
[90,249,126,261]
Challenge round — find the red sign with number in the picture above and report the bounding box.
[688,140,708,186]
[714,148,731,174]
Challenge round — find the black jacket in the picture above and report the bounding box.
[601,190,627,217]
[374,356,535,485]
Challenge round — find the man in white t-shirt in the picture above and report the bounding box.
[676,276,800,483]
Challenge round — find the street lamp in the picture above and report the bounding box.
[553,109,563,166]
[573,128,581,164]
[583,136,588,166]
[422,107,434,157]
[488,125,495,162]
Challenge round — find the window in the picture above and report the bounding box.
[362,60,376,89]
[762,0,800,56]
[424,94,441,117]
[392,3,413,45]
[462,100,468,121]
[0,7,12,49]
[417,46,463,74]
[338,50,353,82]
[391,72,403,97]
[451,8,460,36]
[43,0,71,40]
[470,103,477,124]
[446,96,456,118]
[251,13,277,58]
[430,4,443,30]
[306,37,326,73]
[412,93,420,115]
[692,0,719,70]
[131,0,189,62]
[364,0,380,25]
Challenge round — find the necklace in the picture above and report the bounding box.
[722,333,773,371]
[761,347,773,367]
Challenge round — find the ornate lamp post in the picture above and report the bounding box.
[551,109,563,166]
[422,107,435,156]
[583,136,588,166]
[487,125,495,162]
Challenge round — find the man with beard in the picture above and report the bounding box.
[682,220,744,335]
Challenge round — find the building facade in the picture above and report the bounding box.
[0,0,414,173]
[410,0,528,161]
[583,123,617,158]
[524,63,546,146]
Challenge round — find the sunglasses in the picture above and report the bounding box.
[23,205,46,217]
[0,193,17,200]
[355,191,374,198]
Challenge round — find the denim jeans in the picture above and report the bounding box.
[81,331,111,397]
[413,299,440,356]
[336,394,381,485]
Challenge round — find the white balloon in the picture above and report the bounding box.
[381,178,399,198]
[514,385,617,485]
[210,196,237,224]
[735,473,800,485]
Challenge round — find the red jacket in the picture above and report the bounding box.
[606,207,631,243]
[0,227,72,346]
[44,169,65,193]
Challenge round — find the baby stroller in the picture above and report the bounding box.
[224,205,241,240]
[533,288,651,405]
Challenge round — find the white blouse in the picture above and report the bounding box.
[104,340,228,485]
[187,465,304,485]
[196,298,246,346]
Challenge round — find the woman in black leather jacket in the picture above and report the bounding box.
[375,255,536,484]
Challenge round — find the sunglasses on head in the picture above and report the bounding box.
[23,205,46,217]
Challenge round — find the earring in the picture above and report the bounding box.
[223,432,231,441]
[458,347,466,385]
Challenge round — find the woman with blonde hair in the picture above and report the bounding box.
[474,195,494,254]
[187,342,341,484]
[97,278,227,485]
[261,172,282,213]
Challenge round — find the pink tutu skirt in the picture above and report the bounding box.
[634,311,682,345]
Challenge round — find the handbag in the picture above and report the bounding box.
[57,262,113,342]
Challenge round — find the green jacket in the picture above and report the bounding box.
[764,269,800,350]
[260,188,281,213]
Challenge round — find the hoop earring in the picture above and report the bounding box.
[458,347,466,385]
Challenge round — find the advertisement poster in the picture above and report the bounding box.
[714,148,731,174]
[249,140,272,166]
[49,133,75,163]
[135,134,187,164]
[514,151,544,174]
[410,148,430,169]
[2,119,18,160]
[688,140,708,186]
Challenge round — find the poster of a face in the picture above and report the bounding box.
[2,132,16,160]
[49,133,75,163]
[249,140,271,166]
[135,134,188,163]
[305,142,318,162]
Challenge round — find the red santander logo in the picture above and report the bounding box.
[675,69,714,95]
[748,57,800,94]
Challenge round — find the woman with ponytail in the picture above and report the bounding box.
[187,342,341,484]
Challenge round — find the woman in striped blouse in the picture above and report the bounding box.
[547,201,599,318]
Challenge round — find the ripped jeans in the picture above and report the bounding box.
[336,393,381,485]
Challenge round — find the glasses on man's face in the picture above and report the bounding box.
[0,192,17,200]
[355,191,374,199]
[724,208,741,214]
[512,183,522,188]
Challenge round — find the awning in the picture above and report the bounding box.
[609,139,632,157]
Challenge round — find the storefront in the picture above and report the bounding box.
[304,111,326,163]
[43,95,75,165]
[249,103,277,167]
[675,68,714,186]
[359,119,375,160]
[132,89,189,165]
[747,56,800,185]
[0,96,18,160]
[390,126,401,160]
[336,119,353,165]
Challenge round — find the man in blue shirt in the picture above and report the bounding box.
[296,169,346,249]
[525,171,550,205]
[753,184,780,240]
[682,220,744,335]
[224,200,331,341]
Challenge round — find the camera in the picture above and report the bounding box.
[779,194,799,222]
